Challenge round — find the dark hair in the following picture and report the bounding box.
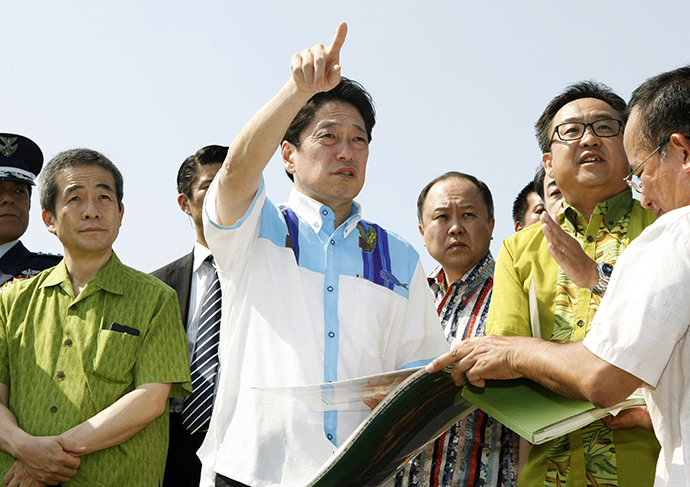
[534,165,546,201]
[628,66,690,158]
[176,144,228,199]
[535,81,628,154]
[40,148,124,215]
[417,171,494,225]
[283,77,375,181]
[513,181,539,225]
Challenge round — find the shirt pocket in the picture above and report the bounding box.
[92,329,140,383]
[350,281,400,361]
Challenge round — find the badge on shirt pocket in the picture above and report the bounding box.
[92,323,140,383]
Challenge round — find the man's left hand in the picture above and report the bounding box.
[540,211,599,290]
[602,406,654,432]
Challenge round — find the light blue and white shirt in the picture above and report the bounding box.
[198,177,449,487]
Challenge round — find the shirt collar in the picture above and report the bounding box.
[192,241,213,272]
[286,188,362,237]
[563,187,633,233]
[428,251,495,292]
[40,252,124,299]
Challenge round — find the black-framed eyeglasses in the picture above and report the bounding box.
[552,119,624,143]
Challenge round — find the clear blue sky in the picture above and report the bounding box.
[4,0,688,273]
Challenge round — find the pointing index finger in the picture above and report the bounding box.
[327,22,348,60]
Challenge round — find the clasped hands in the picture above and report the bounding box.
[3,435,85,487]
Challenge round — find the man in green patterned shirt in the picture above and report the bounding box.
[455,83,659,486]
[0,149,192,487]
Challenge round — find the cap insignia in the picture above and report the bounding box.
[0,137,18,158]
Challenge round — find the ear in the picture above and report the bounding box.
[282,141,297,177]
[42,209,57,235]
[178,193,192,215]
[489,217,496,235]
[118,202,125,226]
[514,220,522,232]
[542,152,555,179]
[417,223,426,246]
[670,133,690,174]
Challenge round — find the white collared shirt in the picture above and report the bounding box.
[198,177,448,487]
[584,205,690,487]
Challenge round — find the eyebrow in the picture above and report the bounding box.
[317,121,368,135]
[560,113,620,124]
[434,203,477,211]
[65,182,115,195]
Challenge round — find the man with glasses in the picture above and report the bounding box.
[429,65,690,487]
[478,82,659,486]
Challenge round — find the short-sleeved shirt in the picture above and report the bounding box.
[487,189,660,487]
[584,205,690,487]
[0,253,192,487]
[393,254,521,487]
[198,178,449,487]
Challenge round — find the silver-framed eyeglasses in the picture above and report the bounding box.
[623,143,663,194]
[552,118,624,143]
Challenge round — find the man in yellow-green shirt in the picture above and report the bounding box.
[486,82,659,486]
[0,149,192,487]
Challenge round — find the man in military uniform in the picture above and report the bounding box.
[0,133,61,286]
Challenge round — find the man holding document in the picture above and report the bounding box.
[198,23,447,487]
[429,66,690,487]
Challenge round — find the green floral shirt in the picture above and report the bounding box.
[0,253,192,486]
[488,189,660,487]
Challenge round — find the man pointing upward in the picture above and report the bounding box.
[198,23,448,487]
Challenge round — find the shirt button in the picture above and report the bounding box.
[328,332,335,338]
[57,371,65,379]
[70,304,77,311]
[586,236,594,243]
[327,286,333,292]
[50,406,58,413]
[327,433,333,440]
[577,320,585,327]
[322,210,328,216]
[65,339,73,346]
[330,240,335,245]
[314,222,320,228]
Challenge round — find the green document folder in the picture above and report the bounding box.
[461,378,646,445]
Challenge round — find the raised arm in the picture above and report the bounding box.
[216,22,348,226]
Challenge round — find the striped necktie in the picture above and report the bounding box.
[182,258,221,434]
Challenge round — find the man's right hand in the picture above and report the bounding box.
[11,435,83,485]
[291,22,347,95]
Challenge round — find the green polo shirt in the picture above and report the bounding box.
[0,253,192,487]
[487,189,660,487]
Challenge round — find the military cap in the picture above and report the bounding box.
[0,133,43,186]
